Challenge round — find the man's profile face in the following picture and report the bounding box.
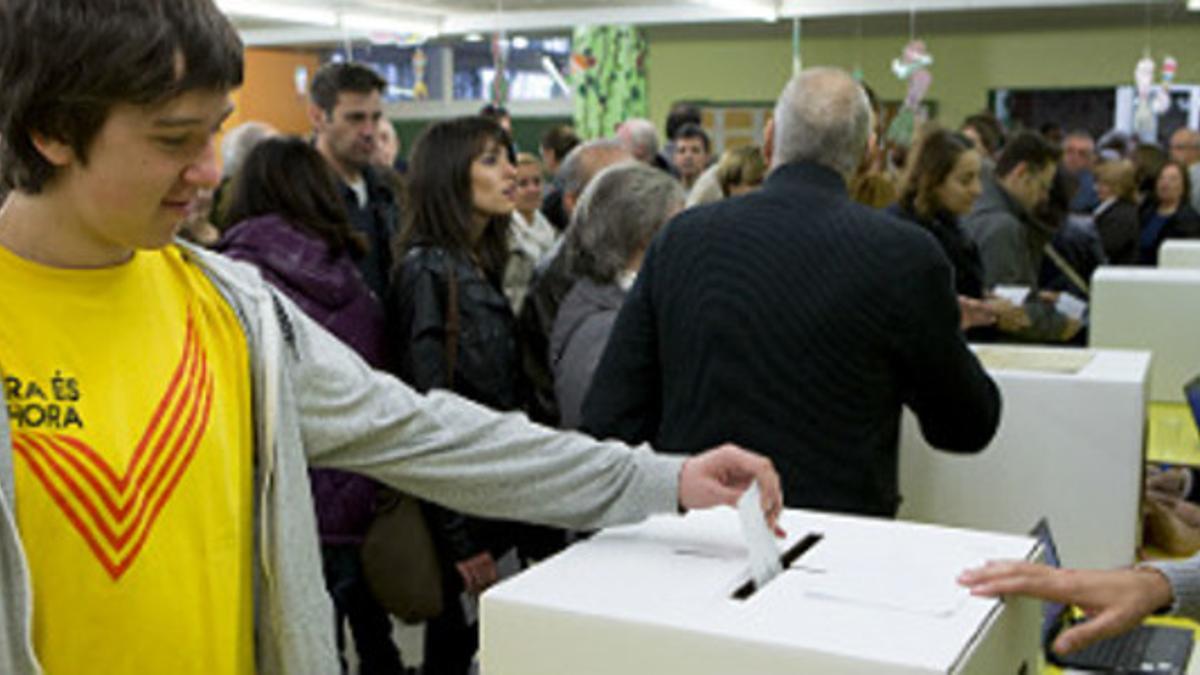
[673,137,708,180]
[372,118,399,168]
[1011,161,1056,213]
[38,89,230,254]
[317,89,383,173]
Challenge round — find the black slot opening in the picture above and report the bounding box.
[731,533,823,601]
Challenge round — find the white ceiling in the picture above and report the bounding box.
[224,0,1186,46]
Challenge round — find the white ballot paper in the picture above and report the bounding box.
[737,481,782,589]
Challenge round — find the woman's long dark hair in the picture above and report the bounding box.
[900,127,975,218]
[397,116,513,286]
[224,135,365,257]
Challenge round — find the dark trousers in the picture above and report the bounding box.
[322,544,406,675]
[421,555,479,675]
[421,523,567,675]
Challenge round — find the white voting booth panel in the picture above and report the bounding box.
[1160,240,1200,270]
[481,509,1042,675]
[899,346,1148,570]
[1090,266,1200,403]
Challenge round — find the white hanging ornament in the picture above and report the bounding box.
[1134,56,1156,142]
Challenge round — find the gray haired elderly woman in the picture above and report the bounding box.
[550,161,685,428]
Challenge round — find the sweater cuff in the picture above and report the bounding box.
[1142,559,1200,617]
[631,444,685,516]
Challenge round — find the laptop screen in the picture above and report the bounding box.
[1030,518,1068,646]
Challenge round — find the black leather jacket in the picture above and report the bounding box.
[389,245,525,559]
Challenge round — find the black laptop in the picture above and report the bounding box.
[1032,518,1193,674]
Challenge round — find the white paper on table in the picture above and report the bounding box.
[1055,292,1087,321]
[737,482,782,588]
[991,285,1031,305]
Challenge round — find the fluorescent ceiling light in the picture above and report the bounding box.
[698,0,777,21]
[465,33,485,42]
[216,0,338,26]
[512,35,530,49]
[340,13,440,36]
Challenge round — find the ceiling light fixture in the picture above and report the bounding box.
[700,0,778,22]
[216,0,338,26]
[340,13,440,36]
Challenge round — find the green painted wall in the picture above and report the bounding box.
[391,117,572,162]
[646,14,1200,136]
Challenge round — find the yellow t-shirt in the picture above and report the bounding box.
[0,244,255,675]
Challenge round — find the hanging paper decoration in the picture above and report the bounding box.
[490,32,509,106]
[885,40,934,147]
[412,48,429,100]
[570,26,648,140]
[1134,55,1157,142]
[1153,55,1178,115]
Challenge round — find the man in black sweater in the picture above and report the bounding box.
[581,68,1001,517]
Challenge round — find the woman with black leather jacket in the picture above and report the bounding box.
[388,116,544,675]
[887,128,995,333]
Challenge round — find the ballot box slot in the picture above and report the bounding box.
[731,533,823,601]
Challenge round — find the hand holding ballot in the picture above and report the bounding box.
[679,444,784,533]
[958,561,1174,655]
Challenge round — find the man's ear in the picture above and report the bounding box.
[29,131,74,168]
[307,101,327,132]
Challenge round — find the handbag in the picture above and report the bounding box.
[361,259,462,624]
[361,491,444,624]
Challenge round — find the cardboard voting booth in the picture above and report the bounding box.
[899,345,1149,569]
[481,508,1042,675]
[1091,266,1200,403]
[1160,240,1200,270]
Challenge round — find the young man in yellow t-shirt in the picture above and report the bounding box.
[0,2,783,673]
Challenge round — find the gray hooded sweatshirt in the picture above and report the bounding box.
[0,242,684,674]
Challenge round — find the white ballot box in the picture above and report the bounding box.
[899,345,1149,569]
[1160,240,1200,270]
[480,509,1042,675]
[1091,266,1200,403]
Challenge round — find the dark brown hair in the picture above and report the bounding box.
[0,0,243,193]
[540,124,581,163]
[397,116,513,286]
[995,131,1060,179]
[961,113,1004,156]
[309,62,386,117]
[900,127,976,217]
[224,136,364,258]
[673,123,711,153]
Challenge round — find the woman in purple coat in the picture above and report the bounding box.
[217,136,404,674]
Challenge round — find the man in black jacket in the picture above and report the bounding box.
[309,63,400,300]
[582,67,1001,517]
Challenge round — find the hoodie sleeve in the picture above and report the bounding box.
[272,287,684,531]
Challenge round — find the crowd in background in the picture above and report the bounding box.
[128,59,1200,674]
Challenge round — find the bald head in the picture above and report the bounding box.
[1170,128,1200,167]
[616,118,660,164]
[770,67,871,178]
[558,139,633,216]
